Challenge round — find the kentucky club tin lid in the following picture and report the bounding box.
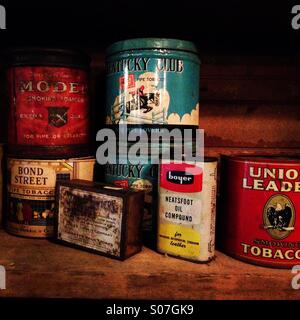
[106,38,199,56]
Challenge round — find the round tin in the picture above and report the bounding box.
[6,48,91,158]
[220,155,300,268]
[101,125,197,236]
[157,157,217,262]
[105,162,157,233]
[105,38,200,126]
[6,157,95,238]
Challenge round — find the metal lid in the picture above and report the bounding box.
[106,38,199,56]
[222,154,300,164]
[3,47,91,68]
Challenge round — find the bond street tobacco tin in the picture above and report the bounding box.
[7,157,95,238]
[56,180,144,260]
[6,48,91,158]
[158,158,217,262]
[220,155,300,268]
[106,38,200,126]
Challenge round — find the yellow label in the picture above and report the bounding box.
[8,158,95,200]
[158,223,200,258]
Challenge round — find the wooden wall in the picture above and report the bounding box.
[200,56,300,158]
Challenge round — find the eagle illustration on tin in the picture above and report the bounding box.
[48,107,69,128]
[263,194,295,240]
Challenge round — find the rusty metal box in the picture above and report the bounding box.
[56,179,144,260]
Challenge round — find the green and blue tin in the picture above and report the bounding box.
[105,38,200,126]
[104,159,157,233]
[102,126,196,236]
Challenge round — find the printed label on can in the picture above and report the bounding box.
[158,161,217,262]
[7,158,95,238]
[58,186,123,257]
[222,158,300,267]
[104,163,158,231]
[8,67,89,146]
[106,55,199,125]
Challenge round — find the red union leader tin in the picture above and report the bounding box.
[220,155,300,268]
[6,48,91,158]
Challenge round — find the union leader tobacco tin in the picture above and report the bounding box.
[220,155,300,268]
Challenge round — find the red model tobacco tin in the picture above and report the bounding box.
[6,48,91,158]
[220,155,300,268]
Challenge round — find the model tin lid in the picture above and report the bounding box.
[106,38,199,56]
[3,47,91,68]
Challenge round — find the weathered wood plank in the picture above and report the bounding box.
[205,147,300,158]
[201,63,300,103]
[0,230,299,300]
[201,103,300,148]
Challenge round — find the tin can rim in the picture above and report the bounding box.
[7,156,96,162]
[161,156,217,162]
[221,154,300,165]
[2,47,91,68]
[106,38,199,56]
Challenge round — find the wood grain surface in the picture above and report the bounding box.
[0,230,299,300]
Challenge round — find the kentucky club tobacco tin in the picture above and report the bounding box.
[158,158,217,262]
[7,157,95,238]
[220,155,300,268]
[106,38,200,126]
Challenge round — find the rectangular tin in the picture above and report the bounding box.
[56,180,144,260]
[157,158,217,262]
[6,157,95,238]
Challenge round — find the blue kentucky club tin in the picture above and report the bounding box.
[105,38,200,126]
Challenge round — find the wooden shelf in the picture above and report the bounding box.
[0,230,299,300]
